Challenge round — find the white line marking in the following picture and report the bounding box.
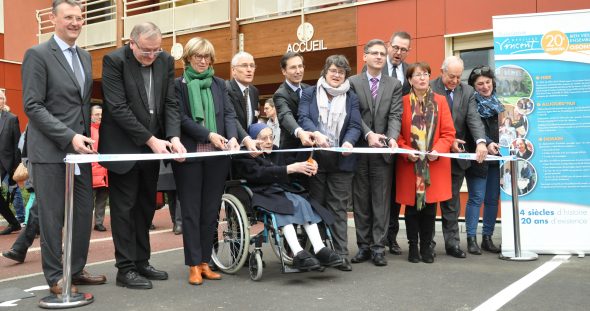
[474,255,571,311]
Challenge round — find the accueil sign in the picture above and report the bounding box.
[287,22,328,53]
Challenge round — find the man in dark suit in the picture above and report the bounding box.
[22,0,106,296]
[0,90,22,235]
[226,51,259,152]
[100,22,186,289]
[349,39,402,267]
[273,52,315,159]
[430,55,487,258]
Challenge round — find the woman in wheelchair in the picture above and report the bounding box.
[232,123,344,271]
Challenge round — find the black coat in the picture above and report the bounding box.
[466,113,500,178]
[232,151,335,225]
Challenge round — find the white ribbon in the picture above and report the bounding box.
[64,147,515,164]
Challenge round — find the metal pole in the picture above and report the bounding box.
[39,162,94,309]
[500,156,538,261]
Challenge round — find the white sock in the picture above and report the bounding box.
[303,223,326,254]
[282,224,303,255]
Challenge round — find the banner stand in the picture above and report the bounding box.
[500,157,538,262]
[39,161,94,309]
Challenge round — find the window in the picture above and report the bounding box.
[445,30,494,82]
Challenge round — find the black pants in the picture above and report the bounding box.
[108,160,159,273]
[173,157,230,266]
[0,174,19,227]
[405,202,436,247]
[12,197,39,253]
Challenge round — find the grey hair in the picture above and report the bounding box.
[364,39,387,53]
[52,0,82,13]
[231,51,254,67]
[441,55,464,72]
[130,22,162,42]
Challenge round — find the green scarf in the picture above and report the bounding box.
[183,66,217,133]
[409,88,438,211]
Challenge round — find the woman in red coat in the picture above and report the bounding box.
[395,62,455,264]
[90,105,109,232]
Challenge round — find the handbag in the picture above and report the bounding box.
[13,162,29,182]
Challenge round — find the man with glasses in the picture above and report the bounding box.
[349,39,402,267]
[385,31,412,95]
[273,51,314,164]
[100,22,186,289]
[226,51,259,152]
[430,55,487,259]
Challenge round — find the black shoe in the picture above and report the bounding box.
[467,237,482,255]
[420,243,434,263]
[336,258,352,271]
[173,224,182,235]
[315,247,343,267]
[137,264,169,280]
[116,270,153,289]
[388,240,402,255]
[350,248,371,263]
[2,249,26,263]
[94,224,107,232]
[408,242,420,263]
[292,250,321,271]
[372,252,387,266]
[149,223,156,230]
[0,223,21,235]
[445,246,466,258]
[481,235,501,253]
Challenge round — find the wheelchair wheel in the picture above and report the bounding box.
[249,250,263,281]
[211,194,250,274]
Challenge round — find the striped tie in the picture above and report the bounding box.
[370,77,378,99]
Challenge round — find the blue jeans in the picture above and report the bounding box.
[13,187,25,223]
[465,166,500,237]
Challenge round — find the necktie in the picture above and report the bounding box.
[370,77,379,100]
[446,89,454,111]
[69,47,84,96]
[391,65,397,79]
[243,87,250,125]
[296,87,301,99]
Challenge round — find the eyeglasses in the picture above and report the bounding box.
[235,63,257,69]
[473,66,491,75]
[258,134,274,142]
[412,72,430,79]
[367,51,386,57]
[327,68,346,77]
[132,41,163,57]
[390,45,409,54]
[193,54,211,61]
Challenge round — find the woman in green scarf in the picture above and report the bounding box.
[172,37,240,286]
[395,62,455,264]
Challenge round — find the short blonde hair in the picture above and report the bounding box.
[182,37,216,66]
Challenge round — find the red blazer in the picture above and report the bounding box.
[396,92,455,206]
[91,122,108,188]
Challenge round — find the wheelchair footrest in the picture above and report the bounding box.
[282,265,326,273]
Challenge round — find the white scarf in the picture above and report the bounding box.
[316,76,349,146]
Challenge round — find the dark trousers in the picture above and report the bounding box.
[173,157,230,266]
[386,156,400,245]
[309,171,354,256]
[437,170,464,249]
[0,173,19,226]
[352,154,392,253]
[108,160,159,273]
[405,202,436,247]
[12,197,39,254]
[32,163,93,286]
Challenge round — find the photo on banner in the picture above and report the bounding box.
[493,9,590,254]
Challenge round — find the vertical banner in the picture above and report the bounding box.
[493,10,590,254]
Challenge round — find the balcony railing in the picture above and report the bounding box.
[238,0,356,21]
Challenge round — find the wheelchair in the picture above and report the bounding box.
[211,180,336,281]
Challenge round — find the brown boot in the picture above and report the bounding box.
[50,279,78,295]
[188,266,202,285]
[199,262,221,280]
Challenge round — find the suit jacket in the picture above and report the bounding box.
[232,149,335,224]
[226,79,259,141]
[99,44,180,174]
[298,85,362,172]
[175,76,238,161]
[349,73,402,163]
[273,81,310,149]
[430,77,486,173]
[0,111,21,179]
[22,36,93,164]
[381,61,411,96]
[396,93,455,205]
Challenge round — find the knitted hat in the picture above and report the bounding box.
[248,123,269,139]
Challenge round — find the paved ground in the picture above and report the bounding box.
[1,208,588,310]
